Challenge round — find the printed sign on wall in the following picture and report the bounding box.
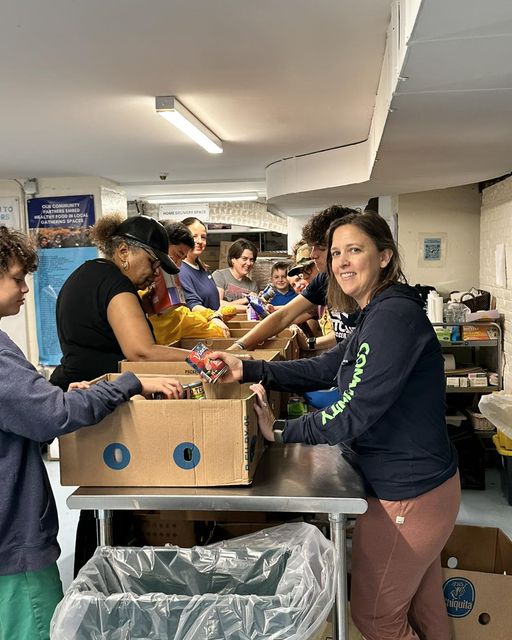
[27,195,97,365]
[0,197,21,229]
[159,202,210,221]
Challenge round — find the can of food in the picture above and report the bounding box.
[260,284,276,303]
[287,397,307,418]
[187,380,206,400]
[151,392,166,400]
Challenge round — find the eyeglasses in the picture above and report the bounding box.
[142,247,161,270]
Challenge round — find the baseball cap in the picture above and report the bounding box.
[287,243,315,277]
[116,215,179,274]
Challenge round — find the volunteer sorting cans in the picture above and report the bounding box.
[0,227,183,640]
[212,211,460,640]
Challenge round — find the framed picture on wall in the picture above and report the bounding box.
[418,232,447,267]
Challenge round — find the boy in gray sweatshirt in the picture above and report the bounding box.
[0,226,182,640]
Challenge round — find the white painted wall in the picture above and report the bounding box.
[480,176,512,391]
[0,180,31,356]
[397,185,481,297]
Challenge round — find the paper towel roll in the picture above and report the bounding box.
[443,354,456,372]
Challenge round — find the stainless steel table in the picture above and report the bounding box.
[67,443,367,640]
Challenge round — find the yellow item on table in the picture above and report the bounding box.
[150,306,228,344]
[219,305,237,320]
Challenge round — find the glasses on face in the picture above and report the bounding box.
[142,247,161,270]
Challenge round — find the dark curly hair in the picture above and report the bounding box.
[302,205,360,247]
[0,227,38,275]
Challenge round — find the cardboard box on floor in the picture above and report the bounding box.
[170,336,299,360]
[441,524,512,639]
[59,374,264,488]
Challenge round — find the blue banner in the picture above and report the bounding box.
[27,195,97,365]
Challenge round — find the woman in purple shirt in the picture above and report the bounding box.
[179,217,221,311]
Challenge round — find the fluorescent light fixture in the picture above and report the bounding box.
[155,96,223,154]
[147,194,259,204]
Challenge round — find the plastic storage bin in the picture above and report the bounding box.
[492,434,512,505]
[51,522,337,640]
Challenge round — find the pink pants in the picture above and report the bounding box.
[350,472,461,640]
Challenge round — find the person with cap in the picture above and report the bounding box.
[228,205,359,353]
[0,226,184,640]
[50,214,190,390]
[286,242,318,282]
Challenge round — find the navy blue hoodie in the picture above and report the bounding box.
[243,283,458,500]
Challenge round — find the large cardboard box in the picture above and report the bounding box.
[117,359,282,416]
[442,525,512,639]
[59,374,264,487]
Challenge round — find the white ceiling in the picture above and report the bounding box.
[1,0,511,216]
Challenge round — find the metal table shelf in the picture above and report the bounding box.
[67,443,367,640]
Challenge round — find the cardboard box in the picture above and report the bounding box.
[133,511,206,547]
[442,525,512,639]
[225,320,260,330]
[117,360,282,417]
[462,325,498,341]
[59,374,264,487]
[172,337,299,360]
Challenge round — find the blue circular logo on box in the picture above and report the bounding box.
[103,443,131,470]
[173,442,201,470]
[443,577,475,618]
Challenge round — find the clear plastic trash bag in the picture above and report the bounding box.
[479,392,512,441]
[51,522,337,640]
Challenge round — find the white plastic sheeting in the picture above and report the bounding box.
[51,522,337,640]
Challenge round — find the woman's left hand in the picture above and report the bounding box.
[249,383,276,441]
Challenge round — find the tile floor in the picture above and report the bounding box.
[45,459,512,593]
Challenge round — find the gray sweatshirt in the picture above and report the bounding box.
[0,329,141,575]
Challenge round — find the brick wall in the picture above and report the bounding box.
[480,177,512,391]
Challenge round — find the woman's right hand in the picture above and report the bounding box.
[208,351,243,383]
[137,377,184,399]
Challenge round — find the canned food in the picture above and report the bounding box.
[287,397,307,418]
[260,284,276,303]
[186,381,206,400]
[151,392,165,400]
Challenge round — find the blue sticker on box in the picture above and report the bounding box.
[103,443,131,470]
[173,442,201,470]
[443,577,475,618]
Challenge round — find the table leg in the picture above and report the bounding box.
[95,509,113,546]
[329,513,348,640]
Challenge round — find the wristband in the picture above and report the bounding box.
[211,314,223,321]
[272,419,286,443]
[233,340,247,350]
[306,336,317,350]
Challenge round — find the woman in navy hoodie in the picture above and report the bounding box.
[214,212,460,640]
[0,227,183,640]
